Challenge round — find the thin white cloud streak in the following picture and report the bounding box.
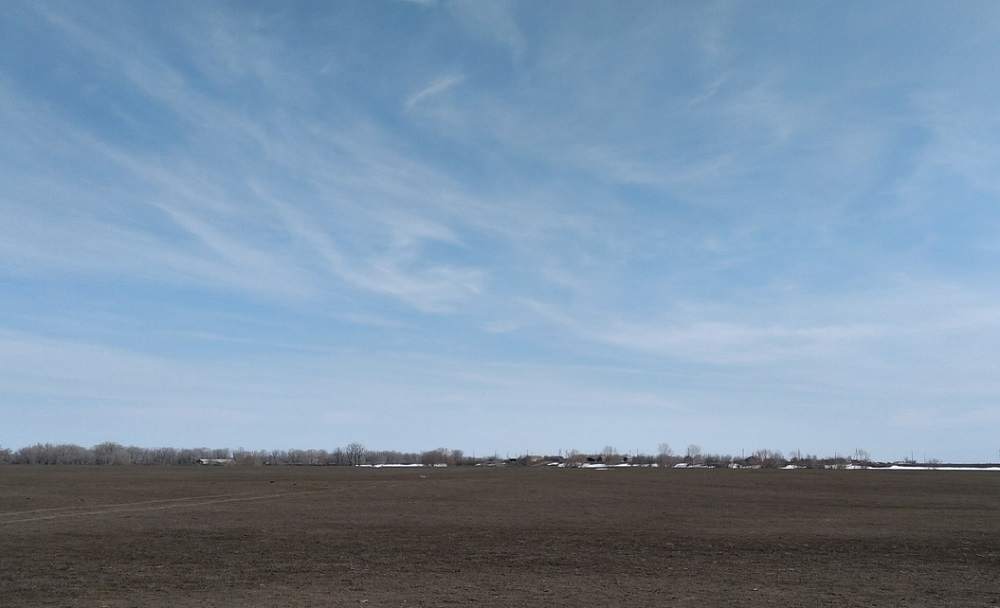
[405,74,465,111]
[0,122,314,299]
[247,181,486,313]
[593,321,883,366]
[518,274,1000,407]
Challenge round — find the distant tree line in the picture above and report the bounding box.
[0,442,475,467]
[0,441,907,468]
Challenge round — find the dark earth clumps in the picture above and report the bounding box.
[2,465,999,607]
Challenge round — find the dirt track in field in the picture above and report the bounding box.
[2,466,999,607]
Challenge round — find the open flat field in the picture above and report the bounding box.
[2,466,999,607]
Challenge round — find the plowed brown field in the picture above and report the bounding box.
[2,465,999,607]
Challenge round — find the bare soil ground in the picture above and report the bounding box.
[2,465,999,607]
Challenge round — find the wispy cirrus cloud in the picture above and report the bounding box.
[405,73,465,111]
[4,2,1000,461]
[592,321,883,366]
[2,4,497,313]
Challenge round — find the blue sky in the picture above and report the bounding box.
[2,1,999,462]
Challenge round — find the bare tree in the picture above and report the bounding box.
[853,448,871,465]
[93,442,133,465]
[601,445,621,465]
[657,443,674,466]
[345,442,366,466]
[685,444,702,464]
[421,447,454,466]
[565,449,584,466]
[753,449,785,469]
